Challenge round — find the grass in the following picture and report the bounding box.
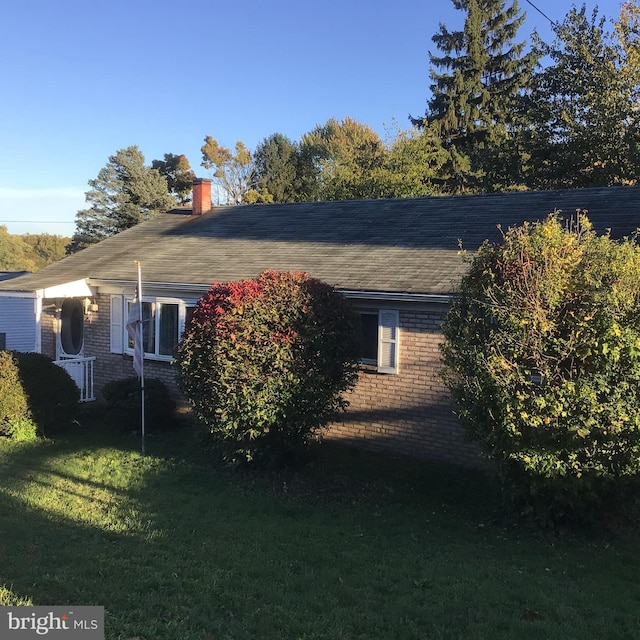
[0,417,639,640]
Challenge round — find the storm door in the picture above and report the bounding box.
[57,298,84,359]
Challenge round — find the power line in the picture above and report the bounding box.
[0,220,72,224]
[523,0,558,27]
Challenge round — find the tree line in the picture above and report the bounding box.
[70,0,640,251]
[0,226,70,272]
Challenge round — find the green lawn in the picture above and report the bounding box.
[0,421,638,640]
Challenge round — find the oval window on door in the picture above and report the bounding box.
[60,299,84,356]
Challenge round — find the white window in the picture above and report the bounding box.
[108,296,191,361]
[359,309,400,374]
[126,297,183,360]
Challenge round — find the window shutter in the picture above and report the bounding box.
[110,295,124,354]
[378,310,399,374]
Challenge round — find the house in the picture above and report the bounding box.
[1,180,639,464]
[0,271,34,352]
[0,271,30,281]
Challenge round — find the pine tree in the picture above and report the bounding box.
[414,0,535,192]
[69,146,176,252]
[253,133,306,203]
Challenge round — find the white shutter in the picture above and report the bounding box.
[378,310,399,374]
[110,295,124,354]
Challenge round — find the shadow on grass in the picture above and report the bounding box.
[1,419,639,640]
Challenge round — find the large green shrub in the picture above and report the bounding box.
[0,351,33,438]
[441,214,640,523]
[0,351,79,439]
[13,352,80,434]
[175,270,361,465]
[102,377,177,433]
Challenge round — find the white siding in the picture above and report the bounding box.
[0,297,38,352]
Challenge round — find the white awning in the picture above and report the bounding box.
[0,279,94,299]
[40,279,94,298]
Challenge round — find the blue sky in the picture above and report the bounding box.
[0,0,624,236]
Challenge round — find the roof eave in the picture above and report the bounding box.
[91,279,454,303]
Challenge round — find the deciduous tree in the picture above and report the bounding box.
[0,226,34,271]
[526,4,640,188]
[21,234,69,270]
[0,228,69,271]
[200,137,256,205]
[300,117,387,200]
[441,214,640,523]
[373,125,450,198]
[151,153,196,204]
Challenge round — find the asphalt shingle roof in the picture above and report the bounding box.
[2,187,639,296]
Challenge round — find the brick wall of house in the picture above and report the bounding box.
[40,305,56,360]
[82,293,180,400]
[328,306,482,467]
[78,294,479,466]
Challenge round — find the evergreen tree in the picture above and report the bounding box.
[252,133,306,203]
[69,146,175,252]
[414,0,535,192]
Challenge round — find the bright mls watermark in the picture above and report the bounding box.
[0,607,103,639]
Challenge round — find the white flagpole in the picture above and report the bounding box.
[135,261,146,456]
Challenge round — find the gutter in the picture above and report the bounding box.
[90,279,213,295]
[338,290,454,304]
[93,279,454,304]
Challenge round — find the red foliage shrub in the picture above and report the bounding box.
[176,271,361,465]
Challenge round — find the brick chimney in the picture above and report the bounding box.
[192,178,212,215]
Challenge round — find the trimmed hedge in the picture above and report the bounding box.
[13,352,80,434]
[0,350,79,438]
[0,351,32,438]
